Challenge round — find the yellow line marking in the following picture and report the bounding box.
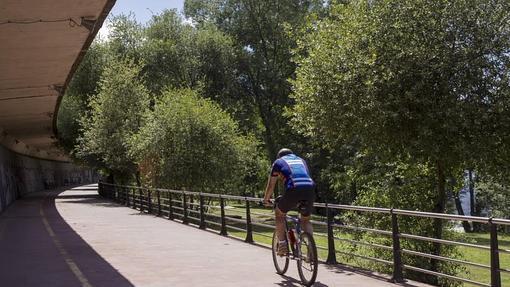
[40,194,93,287]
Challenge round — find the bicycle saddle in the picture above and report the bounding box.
[296,200,309,213]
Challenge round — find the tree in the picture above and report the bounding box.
[58,14,144,156]
[107,13,144,61]
[76,58,149,182]
[130,88,267,194]
[184,0,327,158]
[57,42,108,152]
[142,9,263,133]
[143,11,234,95]
[476,176,510,221]
[291,0,510,284]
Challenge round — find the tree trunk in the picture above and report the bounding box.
[454,195,472,232]
[430,160,447,284]
[468,170,481,232]
[257,103,278,160]
[106,173,114,184]
[135,170,141,187]
[468,170,475,216]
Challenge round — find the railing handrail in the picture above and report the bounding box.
[100,182,510,226]
[99,182,506,287]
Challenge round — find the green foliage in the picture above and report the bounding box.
[292,0,510,170]
[57,43,108,152]
[131,88,267,194]
[57,94,83,152]
[291,1,510,285]
[76,58,149,179]
[184,0,327,157]
[476,176,510,220]
[107,13,144,61]
[143,10,238,100]
[342,158,462,286]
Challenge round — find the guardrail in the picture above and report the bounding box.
[98,182,509,287]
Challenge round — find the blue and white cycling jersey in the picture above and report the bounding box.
[270,154,315,191]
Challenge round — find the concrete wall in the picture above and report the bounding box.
[0,144,97,213]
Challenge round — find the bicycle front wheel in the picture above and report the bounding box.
[272,231,289,275]
[297,232,318,286]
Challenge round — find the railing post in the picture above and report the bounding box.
[148,189,152,214]
[490,218,501,287]
[220,197,227,236]
[182,192,189,224]
[124,187,128,206]
[390,209,404,283]
[245,199,254,243]
[199,194,206,229]
[168,192,174,220]
[326,203,337,264]
[138,188,143,212]
[157,190,162,216]
[132,188,135,208]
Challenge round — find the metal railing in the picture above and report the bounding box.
[98,182,509,287]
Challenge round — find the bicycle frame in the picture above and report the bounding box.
[271,201,319,286]
[284,215,302,259]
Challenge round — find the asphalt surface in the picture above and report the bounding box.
[0,184,432,287]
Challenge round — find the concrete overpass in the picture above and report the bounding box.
[0,0,114,161]
[0,0,115,212]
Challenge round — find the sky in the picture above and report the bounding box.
[98,0,185,38]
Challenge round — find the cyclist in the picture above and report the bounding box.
[263,148,316,256]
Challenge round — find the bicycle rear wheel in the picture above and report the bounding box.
[272,231,289,275]
[297,232,318,286]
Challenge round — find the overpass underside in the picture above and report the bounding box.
[0,0,115,211]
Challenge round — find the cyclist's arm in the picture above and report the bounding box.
[264,161,280,204]
[263,175,278,204]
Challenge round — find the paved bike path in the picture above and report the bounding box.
[0,185,431,287]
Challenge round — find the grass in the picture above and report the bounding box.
[459,232,510,286]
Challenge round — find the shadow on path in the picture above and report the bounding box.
[275,274,329,286]
[323,264,425,287]
[0,189,134,287]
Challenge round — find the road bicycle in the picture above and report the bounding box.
[270,198,318,286]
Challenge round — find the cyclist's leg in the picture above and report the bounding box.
[275,207,286,241]
[298,188,316,235]
[301,214,313,235]
[275,198,292,256]
[276,192,296,240]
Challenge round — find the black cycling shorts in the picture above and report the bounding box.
[276,186,316,216]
